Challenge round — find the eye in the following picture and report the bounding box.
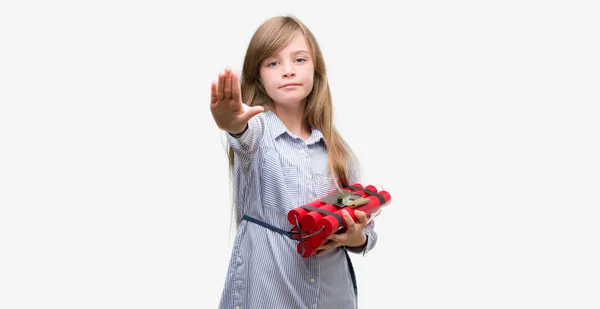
[296,58,307,63]
[266,61,278,67]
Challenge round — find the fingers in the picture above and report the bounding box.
[316,248,331,257]
[355,210,368,224]
[231,71,241,103]
[316,211,368,255]
[212,67,259,132]
[217,72,225,100]
[317,239,341,253]
[215,67,239,104]
[251,106,265,115]
[240,105,264,123]
[210,81,218,105]
[224,67,232,100]
[327,233,346,243]
[342,210,355,231]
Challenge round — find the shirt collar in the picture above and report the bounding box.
[264,110,324,145]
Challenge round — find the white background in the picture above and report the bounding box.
[1,0,599,308]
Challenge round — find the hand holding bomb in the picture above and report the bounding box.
[286,183,392,258]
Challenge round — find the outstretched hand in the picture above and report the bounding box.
[316,210,369,256]
[210,67,264,134]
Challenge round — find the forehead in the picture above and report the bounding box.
[273,33,310,56]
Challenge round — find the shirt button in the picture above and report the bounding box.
[310,278,315,284]
[299,150,305,155]
[235,306,240,309]
[312,304,317,308]
[236,257,243,265]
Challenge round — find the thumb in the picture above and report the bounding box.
[242,106,264,122]
[355,210,368,223]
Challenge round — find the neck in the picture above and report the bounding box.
[272,101,311,140]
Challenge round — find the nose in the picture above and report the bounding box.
[281,62,295,78]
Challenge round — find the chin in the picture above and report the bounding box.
[277,98,308,107]
[274,94,309,105]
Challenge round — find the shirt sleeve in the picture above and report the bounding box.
[357,220,378,256]
[225,110,265,169]
[345,157,379,256]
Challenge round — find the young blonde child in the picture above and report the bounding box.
[210,15,378,309]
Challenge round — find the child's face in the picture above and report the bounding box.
[259,33,315,110]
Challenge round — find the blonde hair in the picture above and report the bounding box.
[227,15,359,228]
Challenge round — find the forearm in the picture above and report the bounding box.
[345,222,378,256]
[345,233,368,253]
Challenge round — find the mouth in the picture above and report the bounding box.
[280,83,301,88]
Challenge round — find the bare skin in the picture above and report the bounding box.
[210,67,264,135]
[210,66,368,255]
[317,210,368,256]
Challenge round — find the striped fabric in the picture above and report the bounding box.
[218,109,377,309]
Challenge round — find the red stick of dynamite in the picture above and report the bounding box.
[287,183,392,258]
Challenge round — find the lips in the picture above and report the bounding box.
[280,83,301,88]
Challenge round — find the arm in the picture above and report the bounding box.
[345,219,377,256]
[344,157,378,256]
[316,157,379,256]
[225,104,266,168]
[210,67,265,167]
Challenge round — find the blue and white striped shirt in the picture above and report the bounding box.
[218,109,377,309]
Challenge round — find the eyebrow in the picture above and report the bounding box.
[264,50,310,62]
[270,50,310,57]
[292,50,310,55]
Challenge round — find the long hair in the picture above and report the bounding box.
[226,15,359,232]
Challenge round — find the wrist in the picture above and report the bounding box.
[229,124,248,137]
[348,233,367,249]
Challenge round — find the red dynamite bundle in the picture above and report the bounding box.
[286,183,392,258]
